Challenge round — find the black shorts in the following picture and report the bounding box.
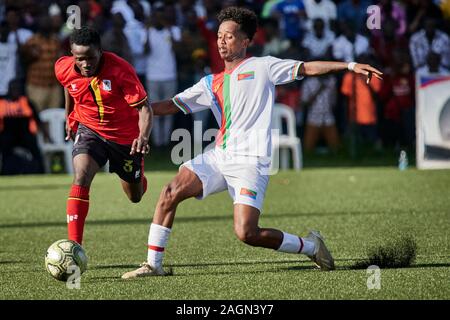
[73,124,144,183]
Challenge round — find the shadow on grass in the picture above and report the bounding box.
[0,210,411,229]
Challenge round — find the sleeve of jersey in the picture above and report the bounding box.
[266,56,304,85]
[54,56,68,86]
[120,64,148,108]
[172,77,212,114]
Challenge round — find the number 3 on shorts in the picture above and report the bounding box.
[123,160,133,173]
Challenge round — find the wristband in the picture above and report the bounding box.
[348,62,357,71]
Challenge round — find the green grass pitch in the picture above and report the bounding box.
[0,168,449,300]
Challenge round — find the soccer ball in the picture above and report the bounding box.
[45,239,88,281]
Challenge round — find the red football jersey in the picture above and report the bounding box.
[55,52,147,145]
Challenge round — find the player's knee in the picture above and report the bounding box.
[234,226,260,246]
[73,170,93,187]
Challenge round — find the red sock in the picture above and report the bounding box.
[67,184,90,245]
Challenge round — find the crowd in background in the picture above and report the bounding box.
[0,0,450,174]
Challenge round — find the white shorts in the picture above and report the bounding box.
[180,148,270,211]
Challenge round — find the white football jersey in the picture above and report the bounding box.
[173,56,303,157]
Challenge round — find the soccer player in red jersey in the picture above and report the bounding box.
[54,27,153,245]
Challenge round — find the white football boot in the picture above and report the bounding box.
[305,230,335,271]
[121,262,171,279]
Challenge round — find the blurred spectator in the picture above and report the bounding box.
[406,0,443,35]
[0,79,45,175]
[303,0,337,32]
[22,14,63,112]
[271,0,307,42]
[417,51,450,76]
[301,74,339,152]
[261,18,290,56]
[146,3,181,147]
[374,0,407,37]
[371,17,409,71]
[0,22,17,97]
[261,0,283,18]
[102,12,133,63]
[333,21,369,62]
[175,0,206,26]
[123,2,149,88]
[409,18,450,69]
[341,55,383,145]
[337,0,371,34]
[379,50,415,147]
[197,13,224,74]
[302,18,335,59]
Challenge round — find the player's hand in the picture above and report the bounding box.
[65,122,73,141]
[130,136,150,155]
[353,64,383,84]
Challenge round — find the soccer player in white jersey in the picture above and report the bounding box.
[122,7,382,278]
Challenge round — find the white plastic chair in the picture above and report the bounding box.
[271,103,302,171]
[37,108,73,174]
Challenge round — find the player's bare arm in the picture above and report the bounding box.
[64,87,75,141]
[299,61,383,84]
[151,100,181,116]
[130,99,153,155]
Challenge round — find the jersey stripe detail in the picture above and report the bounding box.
[222,74,232,149]
[129,96,148,107]
[173,96,192,114]
[205,75,222,119]
[89,77,105,124]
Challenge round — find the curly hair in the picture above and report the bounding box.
[217,7,258,41]
[70,26,101,48]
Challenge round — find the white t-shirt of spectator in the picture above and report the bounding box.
[0,41,17,95]
[332,34,369,62]
[124,19,148,75]
[7,28,33,45]
[172,56,304,158]
[416,65,450,77]
[146,26,181,82]
[302,29,335,59]
[409,30,450,69]
[303,0,337,31]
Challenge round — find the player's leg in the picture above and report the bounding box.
[121,167,203,278]
[119,158,147,203]
[233,204,335,271]
[67,153,100,245]
[67,124,108,245]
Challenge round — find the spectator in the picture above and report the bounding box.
[374,0,407,37]
[417,51,450,76]
[337,0,371,34]
[379,50,415,147]
[145,3,181,147]
[0,79,46,175]
[102,12,133,63]
[22,14,63,112]
[332,21,369,62]
[261,18,290,56]
[271,0,307,42]
[371,17,409,71]
[341,55,383,145]
[303,0,337,32]
[409,18,450,69]
[301,74,339,153]
[302,18,335,60]
[0,22,17,97]
[406,0,443,35]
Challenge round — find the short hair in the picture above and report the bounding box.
[217,7,258,41]
[70,26,101,48]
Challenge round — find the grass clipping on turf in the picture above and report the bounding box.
[352,234,417,269]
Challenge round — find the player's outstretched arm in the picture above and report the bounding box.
[131,99,153,155]
[151,100,181,116]
[299,61,383,84]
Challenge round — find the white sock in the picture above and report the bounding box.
[147,223,171,269]
[277,232,315,256]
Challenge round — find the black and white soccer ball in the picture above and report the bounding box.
[45,239,88,281]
